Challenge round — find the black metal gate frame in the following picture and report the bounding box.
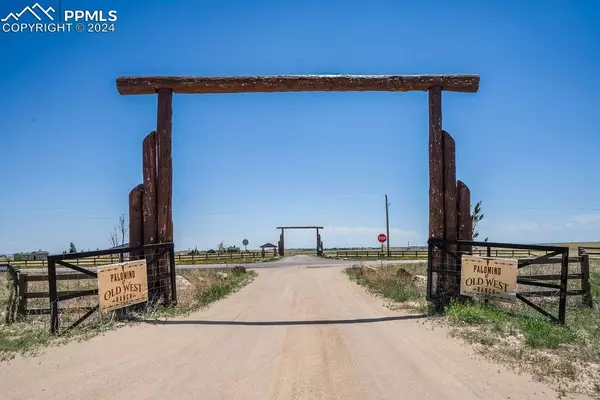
[47,242,176,334]
[427,238,570,324]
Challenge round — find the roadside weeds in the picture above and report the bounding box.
[345,263,600,398]
[0,269,256,361]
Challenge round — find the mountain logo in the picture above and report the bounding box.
[1,3,55,22]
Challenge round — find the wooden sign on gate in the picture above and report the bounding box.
[460,255,517,301]
[98,260,149,311]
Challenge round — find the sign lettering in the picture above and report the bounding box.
[460,255,517,301]
[98,260,148,311]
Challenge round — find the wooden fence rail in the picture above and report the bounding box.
[579,246,600,259]
[334,249,533,259]
[7,251,267,268]
[6,265,98,322]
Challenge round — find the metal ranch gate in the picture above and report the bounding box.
[47,242,176,334]
[427,238,592,324]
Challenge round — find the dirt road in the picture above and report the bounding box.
[1,260,587,399]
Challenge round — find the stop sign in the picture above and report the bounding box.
[378,233,387,243]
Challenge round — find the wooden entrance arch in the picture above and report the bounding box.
[276,226,324,257]
[117,74,480,300]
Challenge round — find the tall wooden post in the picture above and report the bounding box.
[157,88,173,244]
[156,88,173,300]
[279,229,285,256]
[442,131,458,292]
[428,86,447,299]
[428,87,444,240]
[143,131,158,246]
[129,184,144,257]
[316,228,320,256]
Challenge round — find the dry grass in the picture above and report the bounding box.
[0,268,256,361]
[345,260,600,397]
[345,263,427,307]
[439,259,600,397]
[152,269,256,316]
[178,257,277,265]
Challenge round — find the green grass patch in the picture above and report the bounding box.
[446,300,578,349]
[442,297,600,396]
[344,260,600,396]
[520,318,578,349]
[446,300,508,325]
[0,324,53,360]
[590,269,600,301]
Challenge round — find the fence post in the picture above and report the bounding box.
[581,254,593,308]
[48,258,59,334]
[169,244,177,305]
[557,250,570,324]
[5,266,18,324]
[17,273,28,321]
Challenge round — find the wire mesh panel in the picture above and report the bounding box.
[45,243,176,334]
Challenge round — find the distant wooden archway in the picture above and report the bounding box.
[276,226,324,257]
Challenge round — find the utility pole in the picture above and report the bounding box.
[385,194,390,258]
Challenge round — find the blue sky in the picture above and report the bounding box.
[0,0,599,254]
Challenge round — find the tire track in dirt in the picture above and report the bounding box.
[0,261,590,400]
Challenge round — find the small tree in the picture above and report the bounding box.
[109,214,127,248]
[118,214,127,246]
[472,200,488,242]
[217,241,225,253]
[69,242,77,253]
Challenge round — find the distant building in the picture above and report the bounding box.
[260,243,277,256]
[13,250,49,261]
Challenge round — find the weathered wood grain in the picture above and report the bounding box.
[457,180,472,255]
[117,75,480,95]
[142,131,158,246]
[428,87,444,241]
[429,86,447,299]
[442,131,458,292]
[128,184,144,256]
[156,89,173,244]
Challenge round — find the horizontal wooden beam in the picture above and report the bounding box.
[116,75,480,95]
[277,226,324,230]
